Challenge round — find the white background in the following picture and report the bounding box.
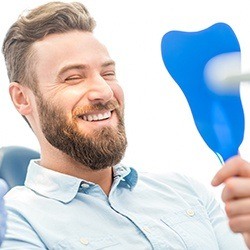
[1,0,250,201]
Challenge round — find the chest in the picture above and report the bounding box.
[27,188,219,250]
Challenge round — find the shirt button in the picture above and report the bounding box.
[142,226,151,233]
[81,183,90,189]
[80,237,89,245]
[186,209,195,217]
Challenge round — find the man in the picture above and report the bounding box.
[1,1,250,249]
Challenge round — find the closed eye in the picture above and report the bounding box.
[65,75,83,84]
[102,71,116,80]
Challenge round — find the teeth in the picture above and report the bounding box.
[103,112,110,119]
[81,111,111,122]
[87,115,93,121]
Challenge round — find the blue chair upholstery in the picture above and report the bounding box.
[0,146,40,189]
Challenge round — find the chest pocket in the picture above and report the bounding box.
[52,234,121,250]
[160,204,219,250]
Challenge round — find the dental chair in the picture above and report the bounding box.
[0,146,40,189]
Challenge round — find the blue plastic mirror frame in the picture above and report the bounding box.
[161,23,244,162]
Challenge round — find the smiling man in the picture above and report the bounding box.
[28,31,127,194]
[1,1,250,249]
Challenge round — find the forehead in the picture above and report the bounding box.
[32,31,112,80]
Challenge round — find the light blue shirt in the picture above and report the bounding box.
[0,179,8,246]
[1,160,247,249]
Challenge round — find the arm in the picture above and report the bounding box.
[184,173,247,249]
[1,196,47,249]
[212,155,250,248]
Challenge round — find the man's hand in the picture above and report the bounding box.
[212,156,250,248]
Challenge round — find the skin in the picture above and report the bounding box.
[9,31,124,195]
[212,155,250,247]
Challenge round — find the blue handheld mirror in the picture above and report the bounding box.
[161,23,245,162]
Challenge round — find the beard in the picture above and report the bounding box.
[36,95,127,171]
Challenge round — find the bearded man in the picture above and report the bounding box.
[2,2,250,249]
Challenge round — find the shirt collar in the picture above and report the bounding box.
[113,165,138,190]
[25,160,138,203]
[25,160,83,203]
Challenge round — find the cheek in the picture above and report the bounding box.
[51,86,87,110]
[111,84,124,106]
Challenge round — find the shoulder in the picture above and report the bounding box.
[137,171,213,202]
[138,171,201,190]
[4,186,37,208]
[5,185,34,197]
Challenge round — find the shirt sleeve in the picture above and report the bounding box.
[185,174,248,250]
[1,194,47,249]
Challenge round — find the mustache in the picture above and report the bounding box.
[72,100,120,117]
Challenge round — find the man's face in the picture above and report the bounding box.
[32,31,127,170]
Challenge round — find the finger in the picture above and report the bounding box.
[225,198,250,218]
[221,177,250,201]
[212,156,250,186]
[229,214,250,233]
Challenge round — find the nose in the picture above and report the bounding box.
[86,76,114,104]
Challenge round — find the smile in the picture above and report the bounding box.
[78,111,112,122]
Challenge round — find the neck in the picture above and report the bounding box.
[40,147,113,195]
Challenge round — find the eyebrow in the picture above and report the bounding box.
[101,59,116,68]
[57,60,116,77]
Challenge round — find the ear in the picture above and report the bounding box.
[9,82,33,116]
